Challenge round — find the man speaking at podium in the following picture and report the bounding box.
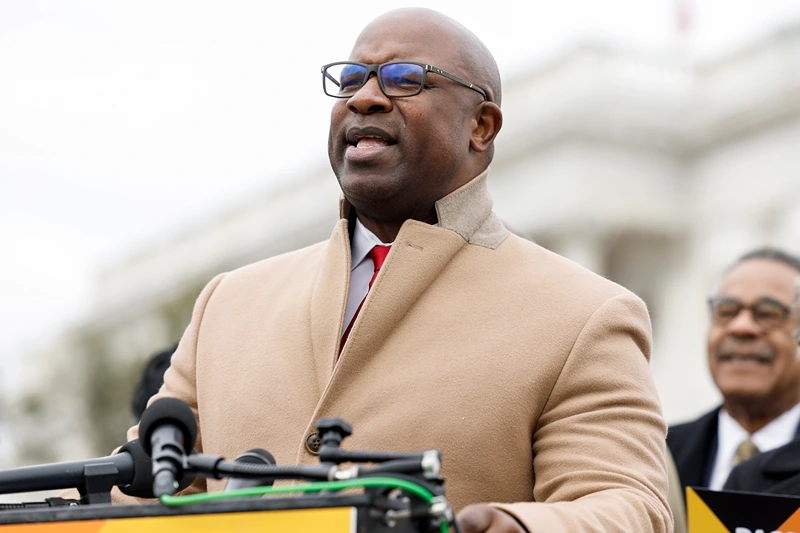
[107,8,671,532]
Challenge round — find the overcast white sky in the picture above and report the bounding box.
[2,0,800,362]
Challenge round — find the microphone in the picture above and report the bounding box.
[139,398,198,498]
[0,439,195,502]
[117,439,195,498]
[0,440,149,498]
[224,448,276,492]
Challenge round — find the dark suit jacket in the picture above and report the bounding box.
[724,438,800,496]
[668,407,800,500]
[667,408,721,499]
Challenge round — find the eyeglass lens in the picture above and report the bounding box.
[324,63,425,97]
[710,298,789,328]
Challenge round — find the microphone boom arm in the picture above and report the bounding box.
[0,454,134,505]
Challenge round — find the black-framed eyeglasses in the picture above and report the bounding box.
[707,296,793,330]
[321,61,488,101]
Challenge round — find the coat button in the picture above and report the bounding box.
[305,432,321,454]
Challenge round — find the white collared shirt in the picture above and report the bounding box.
[708,402,800,490]
[342,218,392,336]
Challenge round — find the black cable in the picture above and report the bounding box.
[320,448,423,464]
[212,460,332,482]
[359,458,424,476]
[0,497,77,510]
[0,503,26,510]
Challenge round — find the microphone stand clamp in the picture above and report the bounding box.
[315,418,352,456]
[79,463,119,505]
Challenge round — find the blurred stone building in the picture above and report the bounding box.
[6,22,800,465]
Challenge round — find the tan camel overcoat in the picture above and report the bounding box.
[119,171,671,531]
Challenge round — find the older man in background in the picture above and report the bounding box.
[723,274,800,495]
[668,248,800,496]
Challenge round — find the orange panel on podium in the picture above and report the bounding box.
[0,506,355,533]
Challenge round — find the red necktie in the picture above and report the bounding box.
[340,245,391,351]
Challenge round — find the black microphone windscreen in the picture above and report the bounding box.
[224,448,276,492]
[117,440,154,498]
[139,398,198,456]
[236,448,276,466]
[117,439,196,499]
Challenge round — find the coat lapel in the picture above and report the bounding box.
[763,439,800,477]
[669,408,720,491]
[308,220,351,394]
[337,220,467,364]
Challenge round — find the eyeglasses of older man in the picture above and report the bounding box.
[708,297,793,331]
[321,61,488,101]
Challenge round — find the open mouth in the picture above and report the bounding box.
[344,128,397,161]
[717,353,774,365]
[349,135,392,149]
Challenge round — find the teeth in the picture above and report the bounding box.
[721,354,771,362]
[356,137,388,147]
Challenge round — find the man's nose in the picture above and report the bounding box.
[347,73,392,114]
[726,308,763,337]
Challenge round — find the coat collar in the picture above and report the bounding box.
[763,439,800,477]
[338,168,509,250]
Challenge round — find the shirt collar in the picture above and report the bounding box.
[338,168,509,250]
[719,401,800,453]
[718,409,749,455]
[751,402,800,450]
[350,218,392,272]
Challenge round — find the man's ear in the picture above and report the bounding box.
[469,102,503,153]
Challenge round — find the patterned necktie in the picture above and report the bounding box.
[340,245,391,351]
[732,437,760,466]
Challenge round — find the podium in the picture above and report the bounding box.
[688,487,800,533]
[0,413,446,532]
[0,493,421,532]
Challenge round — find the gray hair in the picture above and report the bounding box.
[731,246,800,274]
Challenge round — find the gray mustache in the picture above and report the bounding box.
[716,338,775,361]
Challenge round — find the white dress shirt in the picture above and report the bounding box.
[708,401,800,490]
[342,218,392,336]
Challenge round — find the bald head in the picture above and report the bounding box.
[327,8,504,240]
[355,8,501,105]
